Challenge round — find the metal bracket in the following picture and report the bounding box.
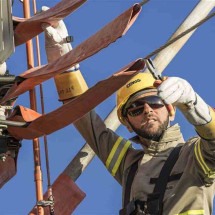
[37,200,54,207]
[144,58,162,80]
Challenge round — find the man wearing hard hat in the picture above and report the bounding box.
[43,16,215,215]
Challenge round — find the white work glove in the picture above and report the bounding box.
[157,77,211,126]
[41,6,79,71]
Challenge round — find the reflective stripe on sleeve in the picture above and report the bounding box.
[106,137,131,176]
[195,107,215,140]
[175,209,204,215]
[194,140,215,178]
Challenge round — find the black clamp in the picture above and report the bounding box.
[65,35,73,43]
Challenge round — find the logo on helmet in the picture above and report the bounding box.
[126,79,141,88]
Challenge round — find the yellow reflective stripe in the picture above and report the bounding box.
[194,140,215,178]
[194,140,208,175]
[195,107,215,139]
[175,209,204,215]
[111,140,131,176]
[106,137,123,169]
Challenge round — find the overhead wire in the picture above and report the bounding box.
[32,0,55,214]
[145,10,215,59]
[135,0,215,59]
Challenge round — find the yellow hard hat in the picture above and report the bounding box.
[116,72,156,124]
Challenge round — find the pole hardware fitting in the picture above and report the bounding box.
[65,35,73,43]
[0,119,28,128]
[0,72,17,105]
[0,154,7,162]
[0,134,22,160]
[0,105,13,110]
[37,200,54,207]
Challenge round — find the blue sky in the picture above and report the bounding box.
[1,0,215,214]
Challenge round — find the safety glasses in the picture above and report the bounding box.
[124,95,165,117]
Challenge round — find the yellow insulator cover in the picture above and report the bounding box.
[54,70,88,101]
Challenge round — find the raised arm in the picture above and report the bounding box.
[157,77,215,185]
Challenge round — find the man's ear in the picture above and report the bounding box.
[124,118,133,133]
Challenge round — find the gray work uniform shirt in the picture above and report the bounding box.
[74,110,215,215]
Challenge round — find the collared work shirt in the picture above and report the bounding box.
[74,110,215,215]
